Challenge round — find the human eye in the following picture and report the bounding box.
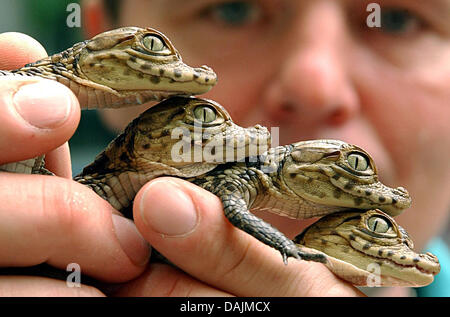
[379,7,423,35]
[202,1,263,27]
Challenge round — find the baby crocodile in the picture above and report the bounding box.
[75,96,271,211]
[76,97,412,263]
[0,26,217,174]
[294,209,440,287]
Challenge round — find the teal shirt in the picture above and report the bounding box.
[415,238,450,297]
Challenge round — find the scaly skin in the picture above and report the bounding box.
[294,209,440,287]
[76,109,412,263]
[191,140,411,263]
[255,139,411,217]
[0,26,217,174]
[75,96,271,213]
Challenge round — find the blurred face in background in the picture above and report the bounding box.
[84,0,450,250]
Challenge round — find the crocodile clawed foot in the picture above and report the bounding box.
[280,245,302,265]
[280,244,327,265]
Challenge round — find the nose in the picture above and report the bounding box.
[263,1,359,130]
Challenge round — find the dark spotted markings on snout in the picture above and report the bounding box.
[150,76,160,84]
[344,182,354,190]
[174,69,182,78]
[353,197,363,206]
[333,189,342,199]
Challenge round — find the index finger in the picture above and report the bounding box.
[0,32,47,70]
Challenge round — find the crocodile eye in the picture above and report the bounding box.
[143,35,166,52]
[347,153,369,171]
[193,105,217,123]
[367,216,390,233]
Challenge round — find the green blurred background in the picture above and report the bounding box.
[0,0,116,175]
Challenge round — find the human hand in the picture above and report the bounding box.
[0,32,150,296]
[113,177,364,297]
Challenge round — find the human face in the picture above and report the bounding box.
[95,0,450,249]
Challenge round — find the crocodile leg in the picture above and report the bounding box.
[199,178,326,264]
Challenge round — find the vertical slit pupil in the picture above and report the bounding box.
[373,219,378,231]
[150,38,155,50]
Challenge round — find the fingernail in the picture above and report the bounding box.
[13,81,72,129]
[112,214,151,266]
[140,179,198,237]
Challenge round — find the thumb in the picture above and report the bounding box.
[0,77,80,164]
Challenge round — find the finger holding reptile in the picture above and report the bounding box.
[0,32,155,295]
[0,28,217,294]
[118,176,363,297]
[0,32,80,176]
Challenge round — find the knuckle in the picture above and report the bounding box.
[40,178,96,240]
[164,273,196,297]
[40,177,78,235]
[143,263,196,297]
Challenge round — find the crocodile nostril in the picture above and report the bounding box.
[395,186,409,195]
